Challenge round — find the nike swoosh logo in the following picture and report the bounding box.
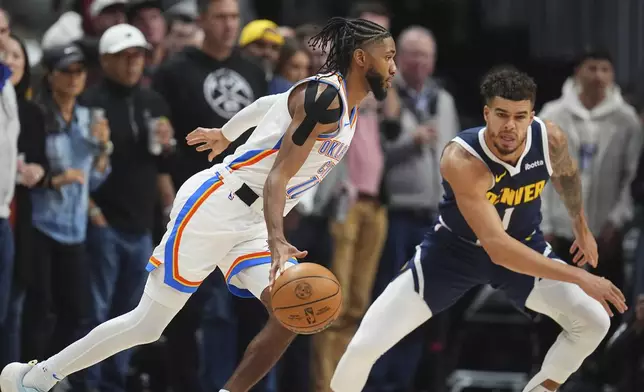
[495,172,507,183]
[343,122,350,127]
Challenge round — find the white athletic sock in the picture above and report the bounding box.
[23,293,185,392]
[219,390,231,392]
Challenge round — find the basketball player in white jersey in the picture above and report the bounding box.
[0,17,396,392]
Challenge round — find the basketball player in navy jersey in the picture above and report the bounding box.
[331,68,628,392]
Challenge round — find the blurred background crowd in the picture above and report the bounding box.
[0,0,644,391]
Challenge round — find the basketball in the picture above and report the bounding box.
[271,263,342,334]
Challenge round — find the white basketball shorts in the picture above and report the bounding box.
[147,164,297,298]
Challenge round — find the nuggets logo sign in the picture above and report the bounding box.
[203,68,254,119]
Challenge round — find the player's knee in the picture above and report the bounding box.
[572,297,610,345]
[120,300,173,345]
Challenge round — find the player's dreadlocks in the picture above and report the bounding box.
[309,17,391,76]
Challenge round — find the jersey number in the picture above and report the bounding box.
[285,160,335,199]
[501,208,515,230]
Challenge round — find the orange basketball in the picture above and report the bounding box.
[271,263,342,334]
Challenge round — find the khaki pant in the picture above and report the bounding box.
[312,200,388,392]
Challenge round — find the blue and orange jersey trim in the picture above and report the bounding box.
[229,148,278,170]
[225,251,298,298]
[147,256,162,270]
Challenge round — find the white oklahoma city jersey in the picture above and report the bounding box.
[222,72,358,214]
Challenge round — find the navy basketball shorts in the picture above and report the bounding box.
[400,225,561,315]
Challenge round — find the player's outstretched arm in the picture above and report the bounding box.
[441,142,627,315]
[264,81,342,287]
[186,94,280,161]
[545,120,598,267]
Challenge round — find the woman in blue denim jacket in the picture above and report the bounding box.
[23,43,112,364]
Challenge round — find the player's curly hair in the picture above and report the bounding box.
[480,67,537,104]
[308,17,391,76]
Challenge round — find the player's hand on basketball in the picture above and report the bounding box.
[579,273,627,316]
[186,127,231,162]
[268,238,308,290]
[571,224,599,268]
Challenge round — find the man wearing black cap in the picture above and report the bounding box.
[21,43,111,390]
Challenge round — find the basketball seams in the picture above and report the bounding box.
[272,275,340,298]
[273,286,341,310]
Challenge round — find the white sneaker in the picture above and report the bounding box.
[0,361,43,392]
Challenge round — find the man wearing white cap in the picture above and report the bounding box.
[80,23,176,392]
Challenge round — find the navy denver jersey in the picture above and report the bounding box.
[438,117,552,243]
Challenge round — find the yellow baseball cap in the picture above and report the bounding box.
[239,19,284,47]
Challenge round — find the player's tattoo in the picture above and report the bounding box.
[547,122,582,218]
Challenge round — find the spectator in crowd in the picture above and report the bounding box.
[0,8,8,41]
[127,0,168,86]
[41,11,85,50]
[42,0,128,88]
[268,37,310,94]
[153,0,266,187]
[312,4,399,392]
[88,0,127,37]
[164,1,203,58]
[238,19,284,79]
[80,24,175,392]
[368,25,459,392]
[0,8,21,368]
[151,0,267,390]
[294,23,325,75]
[0,33,48,368]
[21,44,111,385]
[42,0,126,48]
[278,25,295,39]
[540,51,642,317]
[631,138,644,305]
